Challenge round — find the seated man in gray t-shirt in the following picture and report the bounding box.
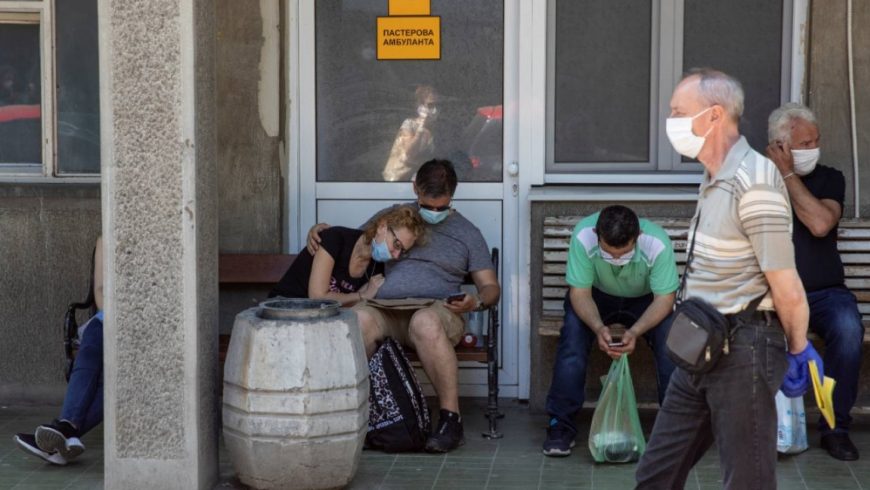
[308,159,500,453]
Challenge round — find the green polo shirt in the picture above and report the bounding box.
[566,212,679,298]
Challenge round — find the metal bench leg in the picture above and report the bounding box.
[482,305,503,439]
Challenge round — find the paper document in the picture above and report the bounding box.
[809,360,836,430]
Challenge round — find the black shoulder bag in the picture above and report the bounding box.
[665,213,762,374]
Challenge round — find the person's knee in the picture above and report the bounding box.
[356,310,383,343]
[824,309,864,346]
[408,309,448,345]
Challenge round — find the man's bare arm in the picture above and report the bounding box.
[628,292,674,336]
[764,268,809,354]
[444,269,500,315]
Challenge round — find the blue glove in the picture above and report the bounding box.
[780,343,824,398]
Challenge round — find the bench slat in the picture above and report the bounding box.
[218,254,296,284]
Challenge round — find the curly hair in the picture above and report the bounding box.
[363,205,428,247]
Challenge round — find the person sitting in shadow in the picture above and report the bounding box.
[14,236,104,465]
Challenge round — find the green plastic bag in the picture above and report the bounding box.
[588,355,646,463]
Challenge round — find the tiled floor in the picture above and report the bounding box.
[3,399,870,489]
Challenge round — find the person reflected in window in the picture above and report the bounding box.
[269,206,426,306]
[14,236,104,466]
[382,85,439,182]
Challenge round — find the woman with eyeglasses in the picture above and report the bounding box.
[269,206,426,306]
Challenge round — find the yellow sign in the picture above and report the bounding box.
[389,0,430,16]
[377,16,441,60]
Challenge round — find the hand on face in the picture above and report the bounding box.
[765,141,795,175]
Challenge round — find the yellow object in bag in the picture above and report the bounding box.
[809,360,836,429]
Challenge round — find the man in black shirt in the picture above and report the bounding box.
[767,102,864,461]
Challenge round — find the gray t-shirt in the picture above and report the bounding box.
[376,207,493,299]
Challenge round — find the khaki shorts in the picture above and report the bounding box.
[353,300,466,348]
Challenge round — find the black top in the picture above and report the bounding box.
[792,164,846,292]
[269,226,382,299]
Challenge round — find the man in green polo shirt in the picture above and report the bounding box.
[543,205,679,456]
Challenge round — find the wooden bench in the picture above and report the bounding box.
[218,250,504,439]
[538,217,870,340]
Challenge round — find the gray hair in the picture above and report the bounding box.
[683,68,744,121]
[767,102,817,144]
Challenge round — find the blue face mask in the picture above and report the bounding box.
[420,208,449,224]
[371,237,393,262]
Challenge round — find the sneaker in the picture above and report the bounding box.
[13,433,68,465]
[424,409,465,453]
[542,418,576,457]
[35,419,84,461]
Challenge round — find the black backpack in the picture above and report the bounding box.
[365,337,431,452]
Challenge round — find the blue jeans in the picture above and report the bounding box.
[636,317,788,490]
[807,286,864,433]
[545,289,675,434]
[60,314,103,435]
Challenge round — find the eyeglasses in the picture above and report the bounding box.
[388,226,408,256]
[418,202,451,212]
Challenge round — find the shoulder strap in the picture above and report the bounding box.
[677,211,768,315]
[675,213,701,303]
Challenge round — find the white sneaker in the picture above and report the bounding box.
[13,433,68,466]
[35,420,85,461]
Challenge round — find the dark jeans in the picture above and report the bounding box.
[545,289,675,434]
[635,316,788,490]
[807,286,864,433]
[60,314,103,435]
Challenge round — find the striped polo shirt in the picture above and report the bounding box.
[685,136,795,314]
[566,212,680,298]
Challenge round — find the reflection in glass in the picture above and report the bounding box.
[383,85,438,181]
[315,0,503,183]
[684,0,782,153]
[0,23,41,166]
[553,0,651,163]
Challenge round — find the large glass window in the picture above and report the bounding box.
[683,0,782,154]
[56,0,100,174]
[0,16,41,168]
[315,0,504,183]
[553,1,651,164]
[549,0,789,175]
[0,0,99,178]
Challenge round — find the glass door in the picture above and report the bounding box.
[291,0,520,396]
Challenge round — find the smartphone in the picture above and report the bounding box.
[445,292,466,303]
[608,339,624,348]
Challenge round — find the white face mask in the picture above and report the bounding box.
[666,107,713,159]
[417,105,438,120]
[792,147,820,176]
[600,249,634,267]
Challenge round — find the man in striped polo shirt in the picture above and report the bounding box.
[636,69,819,490]
[543,205,679,457]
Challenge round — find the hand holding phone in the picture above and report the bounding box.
[446,292,466,304]
[607,337,624,348]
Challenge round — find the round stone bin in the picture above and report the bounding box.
[222,299,369,489]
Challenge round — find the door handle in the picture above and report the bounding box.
[508,161,519,177]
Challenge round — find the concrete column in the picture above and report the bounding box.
[99,0,218,488]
